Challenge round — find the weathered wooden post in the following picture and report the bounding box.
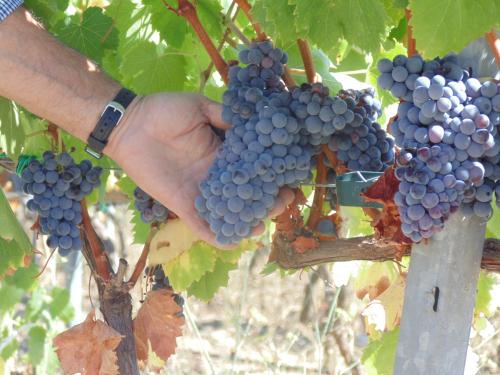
[394,213,486,374]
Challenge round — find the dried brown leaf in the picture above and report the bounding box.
[133,289,184,363]
[53,310,122,375]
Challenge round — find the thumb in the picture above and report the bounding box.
[202,97,232,130]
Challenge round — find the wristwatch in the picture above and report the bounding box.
[85,88,136,159]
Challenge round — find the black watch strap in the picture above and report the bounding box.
[85,88,136,159]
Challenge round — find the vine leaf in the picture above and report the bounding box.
[120,41,186,95]
[0,189,32,276]
[409,0,500,58]
[187,258,238,301]
[362,273,406,334]
[293,0,342,54]
[361,328,400,375]
[116,176,150,244]
[150,219,255,293]
[164,241,217,291]
[53,7,118,64]
[252,0,298,45]
[53,310,122,375]
[133,289,184,363]
[148,219,200,266]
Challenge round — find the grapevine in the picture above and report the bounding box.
[0,1,499,375]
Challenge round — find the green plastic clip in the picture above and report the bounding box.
[336,171,384,208]
[15,155,36,176]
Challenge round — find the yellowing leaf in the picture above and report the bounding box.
[354,262,398,301]
[133,289,184,363]
[164,241,216,291]
[53,310,122,375]
[148,220,199,266]
[362,273,406,334]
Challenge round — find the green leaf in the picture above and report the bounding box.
[388,17,407,42]
[187,258,237,301]
[4,263,38,291]
[312,49,342,94]
[474,271,497,318]
[334,0,387,53]
[0,339,19,360]
[120,41,187,94]
[0,99,24,159]
[105,0,139,34]
[293,0,342,54]
[48,287,74,323]
[252,0,298,47]
[486,205,500,238]
[142,0,189,48]
[0,284,24,314]
[164,241,217,291]
[0,189,32,276]
[409,0,499,58]
[117,176,150,244]
[54,7,118,63]
[28,326,46,366]
[196,0,224,40]
[362,328,400,375]
[215,239,255,264]
[24,0,68,26]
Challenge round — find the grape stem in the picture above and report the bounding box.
[485,29,500,67]
[232,0,297,86]
[297,39,316,83]
[307,154,327,230]
[163,0,229,83]
[200,3,238,91]
[405,9,417,56]
[233,0,266,41]
[126,227,157,288]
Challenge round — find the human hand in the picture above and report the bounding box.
[106,93,294,246]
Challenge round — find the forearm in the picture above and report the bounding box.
[0,7,121,141]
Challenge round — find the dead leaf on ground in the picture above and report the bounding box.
[53,310,123,375]
[134,289,185,365]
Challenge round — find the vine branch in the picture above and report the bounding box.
[126,227,156,288]
[297,39,316,83]
[273,234,500,273]
[485,29,500,67]
[80,200,112,282]
[233,0,266,40]
[405,9,417,56]
[165,0,229,82]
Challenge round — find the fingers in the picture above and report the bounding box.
[202,97,231,130]
[269,187,295,218]
[183,211,236,250]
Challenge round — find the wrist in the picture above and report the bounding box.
[85,88,138,159]
[104,95,143,161]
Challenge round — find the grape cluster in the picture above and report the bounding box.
[196,41,314,245]
[330,90,394,171]
[197,41,395,245]
[144,266,184,312]
[20,151,102,256]
[133,187,169,224]
[378,54,500,242]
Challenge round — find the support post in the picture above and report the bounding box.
[394,213,486,374]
